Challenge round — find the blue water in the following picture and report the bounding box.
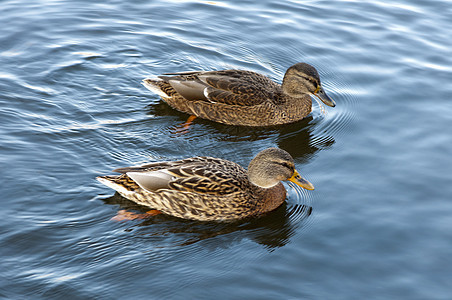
[1,0,452,299]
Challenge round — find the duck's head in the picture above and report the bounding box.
[247,148,314,190]
[282,63,336,107]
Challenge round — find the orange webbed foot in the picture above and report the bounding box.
[172,115,197,134]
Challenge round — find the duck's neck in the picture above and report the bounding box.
[254,182,287,214]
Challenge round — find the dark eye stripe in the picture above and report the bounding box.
[299,74,318,87]
[276,161,294,171]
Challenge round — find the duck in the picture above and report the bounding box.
[142,62,335,126]
[97,148,314,221]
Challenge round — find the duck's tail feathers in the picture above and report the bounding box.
[97,175,137,197]
[142,77,171,98]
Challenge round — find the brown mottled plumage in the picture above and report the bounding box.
[142,63,335,126]
[97,148,314,221]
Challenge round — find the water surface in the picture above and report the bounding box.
[1,0,451,299]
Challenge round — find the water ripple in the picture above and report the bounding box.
[3,0,452,298]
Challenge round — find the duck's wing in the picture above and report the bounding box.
[160,70,279,106]
[113,157,248,196]
[165,161,247,195]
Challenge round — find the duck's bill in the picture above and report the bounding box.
[288,170,315,190]
[315,86,336,107]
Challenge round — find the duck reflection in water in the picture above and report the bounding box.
[102,193,312,249]
[147,103,335,161]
